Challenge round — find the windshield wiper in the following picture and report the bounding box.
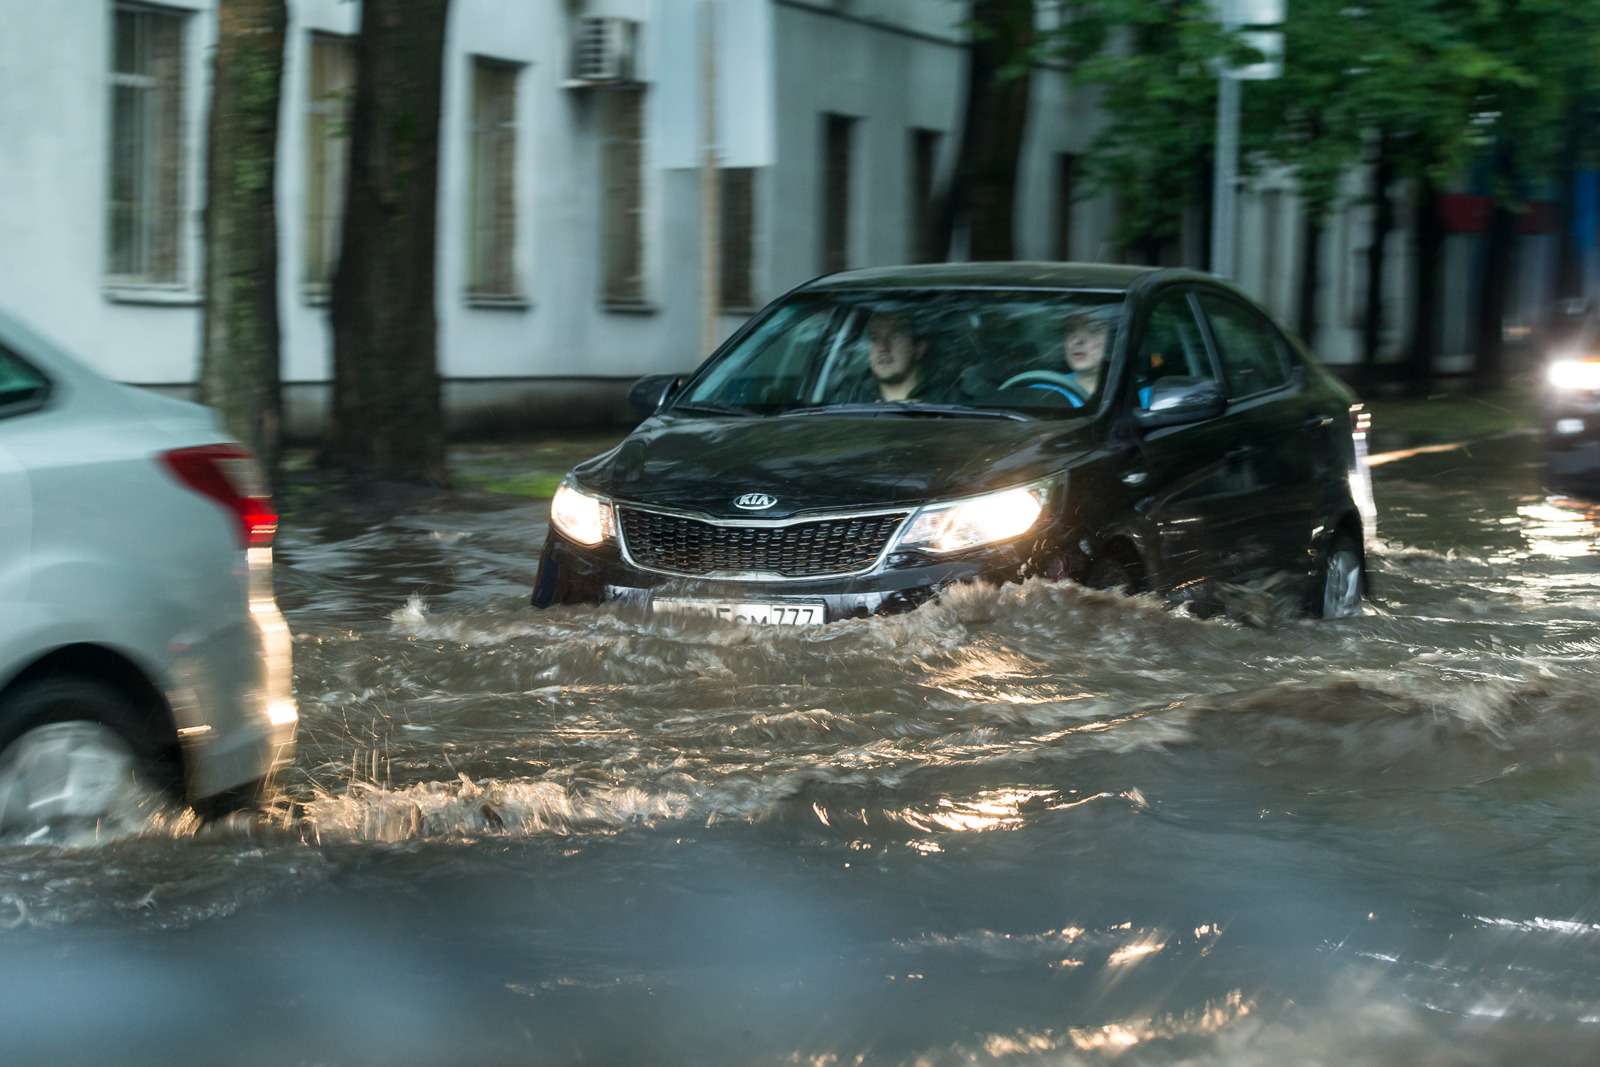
[670,401,758,418]
[780,402,1029,422]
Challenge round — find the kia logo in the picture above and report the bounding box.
[734,493,777,511]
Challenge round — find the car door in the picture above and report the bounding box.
[0,347,44,610]
[1192,290,1318,582]
[1116,286,1251,593]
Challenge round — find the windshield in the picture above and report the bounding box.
[675,289,1125,417]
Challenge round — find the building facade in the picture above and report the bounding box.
[0,0,1570,437]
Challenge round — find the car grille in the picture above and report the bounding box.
[617,507,910,578]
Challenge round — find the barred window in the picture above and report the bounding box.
[601,87,646,306]
[304,32,354,294]
[108,4,187,284]
[820,113,855,273]
[908,128,941,263]
[720,167,754,310]
[468,58,521,299]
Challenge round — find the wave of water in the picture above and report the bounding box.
[7,444,1600,1063]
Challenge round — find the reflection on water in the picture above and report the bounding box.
[5,435,1600,1063]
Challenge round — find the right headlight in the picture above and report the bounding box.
[897,484,1047,554]
[550,480,614,546]
[1548,358,1600,392]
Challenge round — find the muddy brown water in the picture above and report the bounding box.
[5,433,1600,1065]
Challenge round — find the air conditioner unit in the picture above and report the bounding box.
[568,16,639,86]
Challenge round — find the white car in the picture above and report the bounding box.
[0,311,296,836]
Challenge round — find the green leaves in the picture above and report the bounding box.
[1037,0,1600,245]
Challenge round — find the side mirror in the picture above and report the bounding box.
[1132,377,1226,430]
[628,374,681,418]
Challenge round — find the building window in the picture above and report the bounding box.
[601,87,646,306]
[821,113,855,274]
[720,167,755,310]
[1055,153,1078,261]
[304,32,354,295]
[908,128,941,263]
[468,58,521,299]
[108,4,186,284]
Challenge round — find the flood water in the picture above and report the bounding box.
[6,433,1600,1065]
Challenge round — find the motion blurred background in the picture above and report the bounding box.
[2,0,1594,490]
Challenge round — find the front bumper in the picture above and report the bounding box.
[170,590,297,801]
[531,528,1067,620]
[1544,390,1600,486]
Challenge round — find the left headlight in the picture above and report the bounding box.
[897,484,1048,555]
[1548,358,1600,392]
[550,480,614,546]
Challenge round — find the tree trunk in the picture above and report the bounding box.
[1473,144,1516,393]
[200,0,286,483]
[932,0,1035,260]
[327,0,451,486]
[1554,90,1585,302]
[1407,176,1442,396]
[1361,130,1395,378]
[1296,206,1324,347]
[1196,152,1215,272]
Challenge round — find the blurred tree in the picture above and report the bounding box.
[1462,0,1600,391]
[934,0,1036,260]
[200,0,286,482]
[327,0,451,486]
[1043,0,1230,265]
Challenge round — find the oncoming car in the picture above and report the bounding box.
[0,311,296,836]
[1542,312,1600,490]
[532,264,1377,624]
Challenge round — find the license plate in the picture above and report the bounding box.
[652,598,825,626]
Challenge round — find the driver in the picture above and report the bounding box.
[999,310,1111,408]
[1061,312,1110,397]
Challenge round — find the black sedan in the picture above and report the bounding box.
[532,263,1377,624]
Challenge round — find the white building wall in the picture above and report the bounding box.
[0,0,213,385]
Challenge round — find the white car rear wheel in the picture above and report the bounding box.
[0,680,166,840]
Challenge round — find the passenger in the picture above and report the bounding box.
[864,310,931,402]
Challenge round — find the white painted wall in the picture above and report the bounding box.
[0,0,212,385]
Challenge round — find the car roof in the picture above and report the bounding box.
[799,261,1169,293]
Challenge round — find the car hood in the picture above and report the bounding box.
[574,413,1098,518]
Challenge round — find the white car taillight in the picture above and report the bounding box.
[159,445,278,548]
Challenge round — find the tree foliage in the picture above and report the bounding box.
[1042,0,1232,259]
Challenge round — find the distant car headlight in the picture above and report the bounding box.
[550,481,614,546]
[1547,359,1600,391]
[898,484,1048,554]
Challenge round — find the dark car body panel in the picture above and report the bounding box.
[575,415,1097,519]
[1543,382,1600,490]
[534,264,1372,620]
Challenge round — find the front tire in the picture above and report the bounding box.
[1314,533,1364,619]
[1084,556,1139,596]
[0,679,170,839]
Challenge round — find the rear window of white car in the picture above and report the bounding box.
[0,348,50,415]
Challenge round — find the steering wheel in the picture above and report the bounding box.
[996,369,1089,404]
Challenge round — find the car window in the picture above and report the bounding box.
[1197,293,1290,398]
[0,347,49,417]
[675,289,1124,417]
[1131,290,1215,409]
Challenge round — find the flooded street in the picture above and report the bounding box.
[6,433,1600,1065]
